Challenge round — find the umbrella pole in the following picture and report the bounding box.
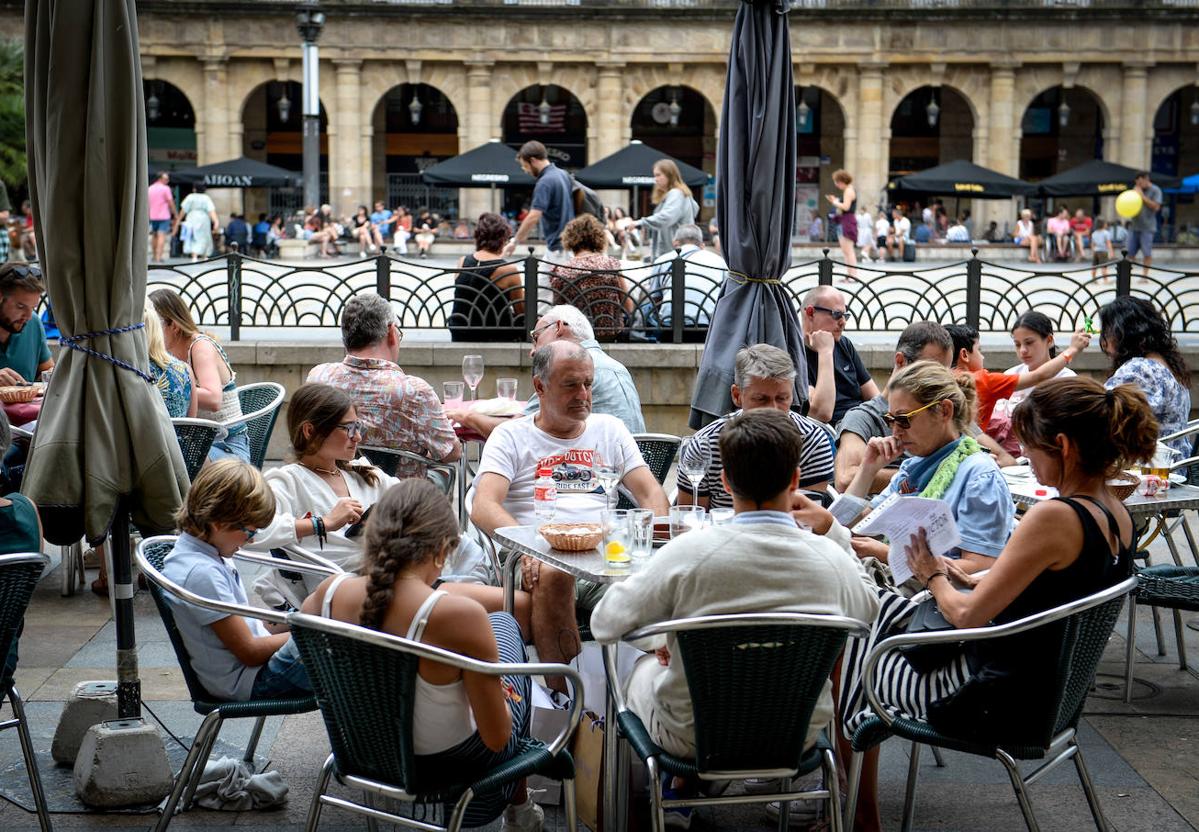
[491,183,497,214]
[632,185,638,218]
[110,499,141,719]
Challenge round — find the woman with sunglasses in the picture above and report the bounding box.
[840,360,1015,575]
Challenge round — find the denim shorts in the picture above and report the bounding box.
[150,219,172,234]
[1127,230,1154,258]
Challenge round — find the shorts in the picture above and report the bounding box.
[149,219,171,234]
[1127,230,1154,258]
[877,235,888,248]
[576,577,607,612]
[1093,252,1110,266]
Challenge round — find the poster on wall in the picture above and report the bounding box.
[794,184,819,240]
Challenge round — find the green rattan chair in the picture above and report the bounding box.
[603,612,869,832]
[0,553,52,831]
[616,433,681,510]
[287,609,581,832]
[170,417,225,481]
[137,535,334,831]
[845,576,1136,832]
[359,444,457,496]
[1124,564,1199,702]
[230,382,285,469]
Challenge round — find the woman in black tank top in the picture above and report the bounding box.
[448,213,524,342]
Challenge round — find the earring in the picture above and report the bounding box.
[434,557,446,569]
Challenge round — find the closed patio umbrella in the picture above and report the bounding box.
[688,0,806,428]
[26,0,188,717]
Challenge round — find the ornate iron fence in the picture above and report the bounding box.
[145,248,1195,341]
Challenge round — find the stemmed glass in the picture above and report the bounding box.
[678,445,710,498]
[594,453,621,510]
[462,354,484,401]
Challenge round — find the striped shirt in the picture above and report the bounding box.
[677,410,835,510]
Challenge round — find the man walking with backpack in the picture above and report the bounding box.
[505,140,575,260]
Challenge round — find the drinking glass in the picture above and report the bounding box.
[442,380,465,409]
[669,505,706,538]
[462,354,484,401]
[678,445,710,496]
[497,377,518,401]
[594,454,621,510]
[709,507,735,526]
[628,509,654,561]
[602,509,632,570]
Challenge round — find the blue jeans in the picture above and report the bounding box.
[1127,230,1155,259]
[249,637,311,699]
[208,429,251,463]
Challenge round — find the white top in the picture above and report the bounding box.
[893,216,912,242]
[1016,218,1033,239]
[590,517,881,751]
[162,533,269,701]
[475,413,647,526]
[648,244,726,325]
[874,217,891,238]
[856,212,874,243]
[1002,362,1076,405]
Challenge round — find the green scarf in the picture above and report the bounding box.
[919,436,981,500]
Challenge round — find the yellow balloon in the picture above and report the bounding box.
[1116,189,1143,219]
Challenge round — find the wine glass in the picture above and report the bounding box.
[594,453,621,510]
[679,444,710,497]
[462,354,484,401]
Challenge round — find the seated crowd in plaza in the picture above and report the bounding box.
[3,252,1191,830]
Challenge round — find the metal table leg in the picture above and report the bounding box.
[603,644,626,832]
[503,549,520,614]
[457,452,469,531]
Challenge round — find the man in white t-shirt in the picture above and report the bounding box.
[473,341,670,685]
[886,207,912,260]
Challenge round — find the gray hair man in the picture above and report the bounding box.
[472,340,669,687]
[451,304,646,439]
[308,293,461,476]
[677,343,835,511]
[802,285,880,424]
[646,223,726,341]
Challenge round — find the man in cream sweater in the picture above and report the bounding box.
[591,408,880,775]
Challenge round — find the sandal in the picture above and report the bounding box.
[91,577,108,598]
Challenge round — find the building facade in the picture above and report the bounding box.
[7,0,1199,231]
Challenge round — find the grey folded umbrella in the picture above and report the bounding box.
[689,0,807,428]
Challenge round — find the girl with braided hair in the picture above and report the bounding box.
[302,479,544,831]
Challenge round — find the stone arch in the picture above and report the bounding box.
[142,60,204,122]
[1018,84,1108,180]
[621,66,721,145]
[629,84,718,172]
[488,66,593,140]
[887,81,982,136]
[360,62,468,138]
[888,85,977,177]
[144,79,198,172]
[368,82,461,212]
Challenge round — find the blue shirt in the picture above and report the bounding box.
[729,510,797,529]
[370,209,393,238]
[872,447,1015,559]
[523,339,645,433]
[531,163,575,252]
[0,315,51,383]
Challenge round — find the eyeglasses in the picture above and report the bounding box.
[529,320,564,342]
[238,525,259,543]
[882,399,945,429]
[810,305,852,322]
[335,421,364,440]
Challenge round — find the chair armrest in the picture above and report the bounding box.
[1160,419,1199,444]
[233,548,342,578]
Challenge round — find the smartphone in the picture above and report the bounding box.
[343,505,374,539]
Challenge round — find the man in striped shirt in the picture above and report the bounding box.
[677,344,834,510]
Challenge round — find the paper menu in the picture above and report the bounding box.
[852,494,961,585]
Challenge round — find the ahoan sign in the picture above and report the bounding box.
[1097,182,1128,193]
[203,174,255,187]
[472,174,510,183]
[953,182,984,193]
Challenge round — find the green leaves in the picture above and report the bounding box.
[0,38,24,189]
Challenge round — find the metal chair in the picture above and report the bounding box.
[137,535,333,830]
[229,382,286,469]
[603,612,868,832]
[0,553,53,831]
[1124,564,1199,701]
[359,444,457,496]
[289,609,582,832]
[9,425,83,597]
[170,417,225,481]
[845,576,1136,832]
[634,433,682,486]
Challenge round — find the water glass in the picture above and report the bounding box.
[669,505,706,538]
[497,377,518,400]
[602,509,632,570]
[709,507,735,526]
[462,354,485,400]
[628,509,654,561]
[442,381,465,409]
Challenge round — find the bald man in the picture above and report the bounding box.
[802,286,879,424]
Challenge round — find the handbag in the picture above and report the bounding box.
[898,597,961,674]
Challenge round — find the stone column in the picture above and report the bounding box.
[201,58,235,217]
[1120,62,1151,170]
[856,63,887,207]
[331,59,365,216]
[595,61,627,209]
[984,62,1018,231]
[463,60,496,220]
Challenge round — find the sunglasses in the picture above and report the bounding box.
[238,525,259,543]
[882,399,945,429]
[334,421,364,440]
[1,264,41,280]
[810,304,852,322]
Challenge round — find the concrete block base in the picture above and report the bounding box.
[73,718,173,808]
[51,681,119,765]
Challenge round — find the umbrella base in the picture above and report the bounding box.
[73,718,172,808]
[51,681,119,765]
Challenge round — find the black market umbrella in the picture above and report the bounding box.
[422,139,535,212]
[1036,159,1180,197]
[574,140,708,191]
[169,156,301,188]
[688,0,805,429]
[26,0,188,723]
[888,159,1034,199]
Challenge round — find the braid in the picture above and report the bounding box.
[359,538,414,630]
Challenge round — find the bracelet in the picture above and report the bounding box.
[313,515,326,550]
[924,570,948,587]
[1063,350,1075,364]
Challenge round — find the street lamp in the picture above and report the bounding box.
[296,1,325,210]
[797,91,810,124]
[1190,93,1199,127]
[277,87,292,123]
[409,88,423,126]
[668,93,681,127]
[538,89,552,126]
[1058,97,1071,129]
[926,90,940,128]
[146,89,160,122]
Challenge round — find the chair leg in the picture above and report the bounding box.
[562,777,578,832]
[1125,598,1138,704]
[777,777,791,832]
[996,748,1041,832]
[1173,609,1189,671]
[155,711,221,830]
[844,751,863,831]
[646,756,665,832]
[179,715,225,811]
[930,746,947,768]
[823,747,844,832]
[900,742,922,832]
[9,688,51,832]
[1072,742,1109,832]
[304,753,335,832]
[243,716,266,768]
[446,787,474,832]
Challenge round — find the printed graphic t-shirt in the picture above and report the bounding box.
[475,413,647,525]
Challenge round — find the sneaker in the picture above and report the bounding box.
[501,796,543,831]
[662,786,692,829]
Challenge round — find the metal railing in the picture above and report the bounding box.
[144,248,1194,342]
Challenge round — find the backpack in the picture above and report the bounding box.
[571,177,605,223]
